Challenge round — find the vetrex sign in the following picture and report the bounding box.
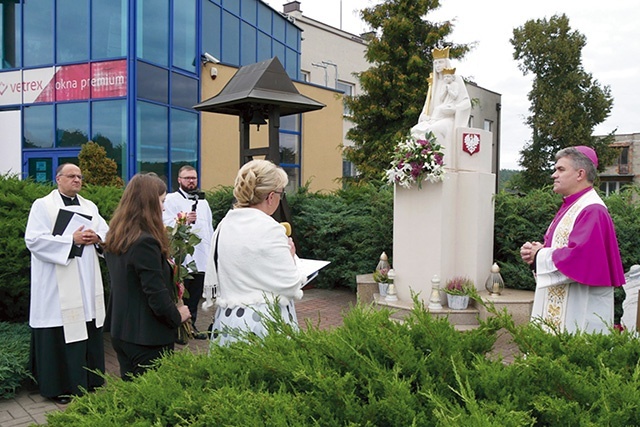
[0,60,127,106]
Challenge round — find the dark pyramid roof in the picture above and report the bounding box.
[193,57,324,116]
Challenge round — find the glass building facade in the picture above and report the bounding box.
[0,0,301,190]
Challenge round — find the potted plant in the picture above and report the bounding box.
[443,276,474,310]
[373,269,391,297]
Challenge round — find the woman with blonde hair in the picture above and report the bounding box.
[104,173,190,379]
[205,159,305,345]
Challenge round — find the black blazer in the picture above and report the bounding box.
[105,233,182,346]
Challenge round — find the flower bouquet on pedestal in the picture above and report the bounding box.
[166,212,202,342]
[385,131,445,189]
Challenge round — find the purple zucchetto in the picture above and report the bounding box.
[574,145,598,169]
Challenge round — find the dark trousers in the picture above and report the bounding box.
[111,337,174,380]
[30,320,105,398]
[183,272,204,325]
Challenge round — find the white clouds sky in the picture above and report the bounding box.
[265,0,640,169]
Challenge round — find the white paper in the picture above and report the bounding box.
[297,257,330,286]
[64,213,93,236]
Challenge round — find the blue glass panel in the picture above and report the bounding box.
[285,21,298,48]
[92,0,127,59]
[257,32,271,62]
[240,21,256,65]
[202,2,221,60]
[222,0,239,15]
[57,0,89,63]
[1,1,22,69]
[23,0,53,67]
[92,99,127,179]
[137,101,168,179]
[24,105,54,148]
[137,0,169,66]
[272,41,285,65]
[137,61,169,104]
[285,47,298,79]
[257,2,271,33]
[171,72,198,109]
[240,0,256,25]
[272,15,285,41]
[221,11,239,65]
[170,108,197,188]
[56,102,88,147]
[173,0,196,73]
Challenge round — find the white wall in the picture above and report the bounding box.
[0,110,22,177]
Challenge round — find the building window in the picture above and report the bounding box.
[170,108,198,188]
[618,146,630,174]
[173,0,197,73]
[23,0,54,67]
[279,114,301,190]
[137,0,169,66]
[137,101,169,179]
[56,0,89,63]
[24,105,54,148]
[92,0,127,60]
[57,102,89,147]
[137,61,169,104]
[92,99,127,180]
[483,119,493,132]
[1,1,22,69]
[336,81,354,116]
[599,181,630,197]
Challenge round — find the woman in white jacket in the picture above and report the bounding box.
[206,159,305,345]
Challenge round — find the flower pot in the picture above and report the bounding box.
[378,282,389,297]
[447,294,469,310]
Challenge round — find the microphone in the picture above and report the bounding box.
[191,193,199,223]
[280,222,291,237]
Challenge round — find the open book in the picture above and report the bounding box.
[297,257,330,287]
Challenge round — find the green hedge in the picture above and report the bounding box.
[45,299,640,426]
[2,176,639,323]
[0,322,32,399]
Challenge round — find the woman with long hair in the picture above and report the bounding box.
[205,159,305,345]
[104,173,190,379]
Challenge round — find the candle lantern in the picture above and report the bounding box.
[484,263,504,296]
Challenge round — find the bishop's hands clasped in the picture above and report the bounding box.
[520,241,543,265]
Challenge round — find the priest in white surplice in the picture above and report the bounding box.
[25,163,109,404]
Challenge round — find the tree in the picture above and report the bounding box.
[78,141,124,187]
[511,14,615,192]
[343,0,470,184]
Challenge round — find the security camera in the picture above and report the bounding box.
[210,67,218,80]
[201,52,220,64]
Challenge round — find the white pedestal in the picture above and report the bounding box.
[392,128,495,304]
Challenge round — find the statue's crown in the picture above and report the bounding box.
[432,46,450,60]
[442,67,456,75]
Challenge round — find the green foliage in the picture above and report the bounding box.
[46,300,640,425]
[0,176,123,322]
[78,141,124,187]
[287,183,394,289]
[510,14,615,192]
[0,322,32,399]
[344,0,471,183]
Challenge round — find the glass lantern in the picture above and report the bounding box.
[484,263,504,296]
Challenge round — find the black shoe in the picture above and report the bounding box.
[194,331,208,340]
[175,337,188,345]
[191,325,208,340]
[51,395,71,405]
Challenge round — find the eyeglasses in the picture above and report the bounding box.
[58,174,83,180]
[273,190,286,196]
[179,176,198,181]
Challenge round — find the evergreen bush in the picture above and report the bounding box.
[0,322,32,399]
[45,299,640,426]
